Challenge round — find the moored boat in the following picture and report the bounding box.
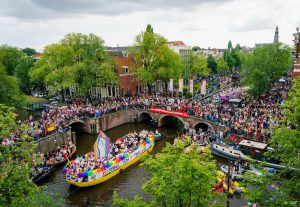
[47,144,77,166]
[210,140,284,169]
[31,166,53,183]
[64,131,155,187]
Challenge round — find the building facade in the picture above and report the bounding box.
[292,27,300,76]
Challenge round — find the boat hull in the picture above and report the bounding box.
[67,144,154,187]
[210,143,284,169]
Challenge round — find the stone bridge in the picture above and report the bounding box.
[69,109,226,134]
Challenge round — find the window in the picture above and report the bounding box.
[122,66,129,74]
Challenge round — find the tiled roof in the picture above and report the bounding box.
[32,53,42,59]
[113,56,136,74]
[168,41,186,46]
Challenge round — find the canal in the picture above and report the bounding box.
[43,122,247,207]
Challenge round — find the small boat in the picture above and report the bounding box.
[220,165,263,179]
[64,132,155,187]
[31,166,53,183]
[47,144,77,166]
[210,140,284,169]
[154,132,165,141]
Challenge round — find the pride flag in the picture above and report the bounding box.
[93,131,111,161]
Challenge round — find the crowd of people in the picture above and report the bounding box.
[65,130,154,182]
[1,72,292,148]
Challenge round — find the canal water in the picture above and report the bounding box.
[43,122,246,207]
[44,122,181,207]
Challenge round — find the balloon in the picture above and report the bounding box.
[93,170,97,174]
[87,170,93,176]
[77,172,83,178]
[83,171,88,177]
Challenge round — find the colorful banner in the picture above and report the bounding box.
[201,79,207,95]
[189,79,193,94]
[150,107,188,118]
[93,131,111,161]
[169,79,173,92]
[178,79,183,92]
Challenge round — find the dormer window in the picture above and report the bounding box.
[122,66,128,74]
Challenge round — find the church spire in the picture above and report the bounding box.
[274,26,279,43]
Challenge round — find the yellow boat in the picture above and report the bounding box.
[65,137,155,187]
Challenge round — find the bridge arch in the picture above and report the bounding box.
[138,112,153,123]
[193,121,215,133]
[158,115,185,129]
[69,120,87,132]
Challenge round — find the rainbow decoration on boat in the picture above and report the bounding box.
[63,133,155,187]
[93,131,110,161]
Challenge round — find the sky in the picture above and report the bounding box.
[1,0,300,51]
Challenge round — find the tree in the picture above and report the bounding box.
[0,104,61,207]
[243,78,300,206]
[0,64,24,108]
[241,43,292,97]
[231,48,242,68]
[217,57,228,74]
[207,55,217,74]
[22,47,37,56]
[130,25,182,94]
[227,41,232,50]
[223,51,235,70]
[0,45,25,76]
[190,53,210,77]
[15,56,34,94]
[155,45,182,92]
[114,142,225,207]
[30,33,115,99]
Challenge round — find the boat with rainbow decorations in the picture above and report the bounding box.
[63,130,155,187]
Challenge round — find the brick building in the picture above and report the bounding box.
[293,27,300,76]
[114,56,141,96]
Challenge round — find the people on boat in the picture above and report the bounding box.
[64,131,154,182]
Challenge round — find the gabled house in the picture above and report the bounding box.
[113,56,142,96]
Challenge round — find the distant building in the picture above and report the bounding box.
[274,26,279,43]
[292,27,300,76]
[32,53,42,60]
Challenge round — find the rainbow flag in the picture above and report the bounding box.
[93,131,111,161]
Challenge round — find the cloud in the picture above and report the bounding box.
[0,0,233,20]
[231,17,276,32]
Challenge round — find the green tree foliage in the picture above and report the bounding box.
[30,33,115,98]
[223,51,235,70]
[0,105,60,207]
[114,143,225,207]
[207,55,217,74]
[21,47,37,56]
[190,53,210,77]
[130,24,182,94]
[227,41,232,50]
[15,56,34,93]
[231,48,242,68]
[0,64,24,108]
[243,78,300,206]
[241,43,292,97]
[0,45,25,76]
[217,57,228,74]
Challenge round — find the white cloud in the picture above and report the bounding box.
[0,0,299,50]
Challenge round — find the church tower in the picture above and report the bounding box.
[274,26,279,43]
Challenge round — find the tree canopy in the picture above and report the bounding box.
[0,104,60,207]
[114,142,224,207]
[130,24,182,93]
[241,43,292,97]
[207,55,218,74]
[189,53,210,77]
[30,33,116,98]
[0,64,24,108]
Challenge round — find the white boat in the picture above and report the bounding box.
[210,140,284,169]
